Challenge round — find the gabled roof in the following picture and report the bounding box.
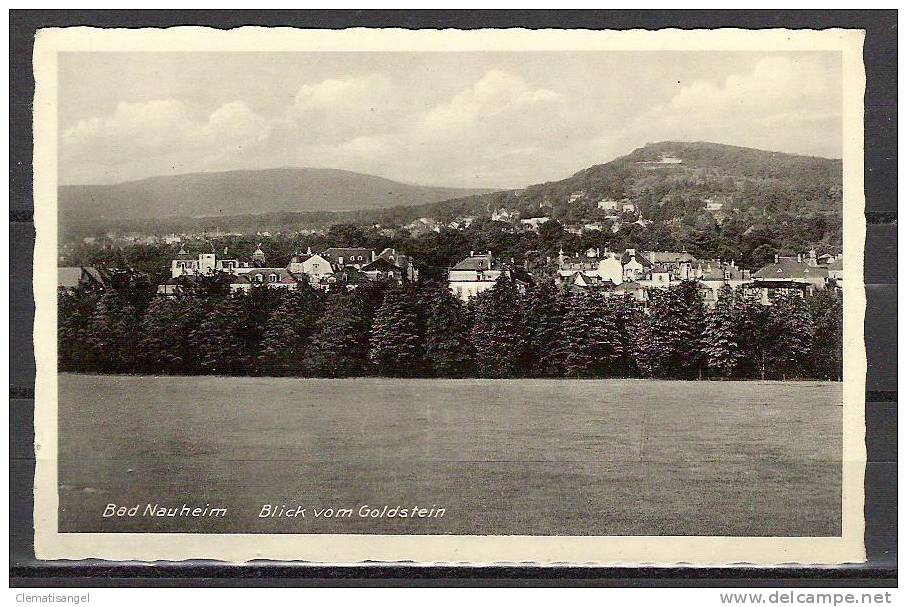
[826,258,843,271]
[753,258,829,280]
[647,251,696,264]
[321,247,374,262]
[699,262,748,281]
[452,255,495,271]
[59,266,111,288]
[361,257,402,273]
[58,267,84,288]
[621,251,653,267]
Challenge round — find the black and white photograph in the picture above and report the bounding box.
[30,26,867,565]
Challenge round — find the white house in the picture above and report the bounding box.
[595,255,624,286]
[567,191,586,204]
[520,217,550,231]
[621,248,652,281]
[448,252,508,302]
[287,250,334,283]
[491,208,516,222]
[597,198,619,211]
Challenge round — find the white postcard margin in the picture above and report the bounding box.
[32,26,867,566]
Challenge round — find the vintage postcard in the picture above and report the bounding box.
[33,27,866,565]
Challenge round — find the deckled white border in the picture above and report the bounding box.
[33,26,867,565]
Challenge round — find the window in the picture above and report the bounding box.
[255,274,264,283]
[269,274,278,283]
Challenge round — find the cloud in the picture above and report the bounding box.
[61,99,273,183]
[290,74,406,143]
[630,56,842,157]
[59,58,843,187]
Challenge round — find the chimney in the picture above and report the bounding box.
[306,246,312,254]
[774,254,779,264]
[470,250,475,257]
[596,247,600,258]
[797,253,803,263]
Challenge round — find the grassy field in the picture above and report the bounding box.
[57,374,842,536]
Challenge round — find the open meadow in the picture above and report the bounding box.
[57,374,842,536]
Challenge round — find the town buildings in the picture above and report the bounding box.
[157,244,418,296]
[446,245,842,308]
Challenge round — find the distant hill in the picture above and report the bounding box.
[403,140,843,223]
[59,167,496,221]
[59,142,842,242]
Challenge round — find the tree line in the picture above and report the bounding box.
[58,276,842,381]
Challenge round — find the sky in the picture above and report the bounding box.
[58,51,842,189]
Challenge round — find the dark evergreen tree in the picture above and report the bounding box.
[470,275,528,378]
[85,292,141,373]
[307,290,371,377]
[807,289,843,380]
[190,294,248,375]
[633,280,706,378]
[613,293,643,376]
[423,284,474,377]
[138,295,209,374]
[523,281,566,377]
[765,291,815,379]
[559,291,624,377]
[238,285,283,371]
[733,288,773,379]
[702,284,743,377]
[58,287,102,372]
[369,285,424,376]
[258,286,323,376]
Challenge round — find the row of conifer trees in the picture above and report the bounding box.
[58,276,842,380]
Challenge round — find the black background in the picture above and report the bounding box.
[9,9,897,587]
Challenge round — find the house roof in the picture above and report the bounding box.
[58,267,84,288]
[452,254,496,271]
[827,258,843,271]
[620,251,653,267]
[321,248,374,262]
[560,257,597,270]
[647,251,696,264]
[59,266,110,288]
[361,257,402,273]
[753,258,829,280]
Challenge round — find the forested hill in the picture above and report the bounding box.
[59,167,496,221]
[59,142,843,262]
[405,140,842,223]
